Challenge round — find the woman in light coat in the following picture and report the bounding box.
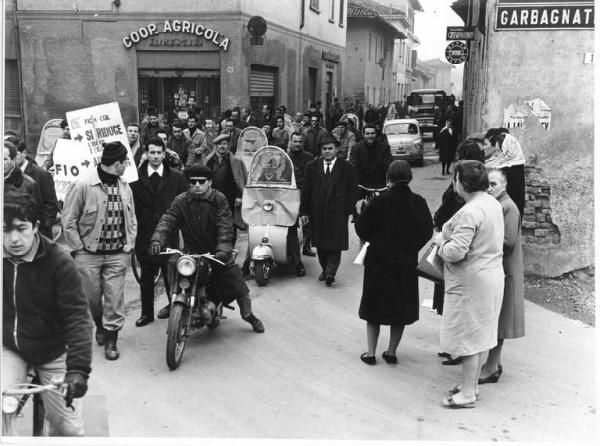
[432,160,505,408]
[479,169,525,383]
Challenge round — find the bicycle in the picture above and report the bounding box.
[2,371,71,436]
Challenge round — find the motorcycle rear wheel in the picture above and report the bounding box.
[254,260,271,287]
[166,303,189,370]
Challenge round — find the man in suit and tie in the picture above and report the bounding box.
[130,136,188,326]
[300,134,358,286]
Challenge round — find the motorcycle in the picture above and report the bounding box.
[159,248,232,370]
[241,146,300,286]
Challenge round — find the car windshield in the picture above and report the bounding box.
[384,123,419,135]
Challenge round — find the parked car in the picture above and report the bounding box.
[34,118,63,167]
[382,118,424,166]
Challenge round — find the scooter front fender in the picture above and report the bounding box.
[252,244,273,260]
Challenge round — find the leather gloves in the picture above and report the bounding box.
[63,371,88,407]
[149,241,162,256]
[214,251,229,264]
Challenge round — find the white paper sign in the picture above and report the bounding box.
[353,241,370,265]
[66,102,138,183]
[525,98,552,131]
[52,139,94,201]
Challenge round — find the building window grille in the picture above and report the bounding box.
[310,0,320,12]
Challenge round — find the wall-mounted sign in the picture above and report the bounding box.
[496,0,594,30]
[445,41,468,64]
[446,26,476,40]
[322,51,341,63]
[123,20,230,50]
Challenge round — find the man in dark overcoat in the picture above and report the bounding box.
[300,134,358,286]
[130,136,188,326]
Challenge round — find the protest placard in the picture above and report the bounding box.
[52,139,93,201]
[66,102,138,183]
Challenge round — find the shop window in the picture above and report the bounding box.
[310,0,320,12]
[138,72,220,126]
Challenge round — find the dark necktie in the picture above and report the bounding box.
[325,162,331,175]
[150,172,160,191]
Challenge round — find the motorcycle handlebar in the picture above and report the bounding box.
[158,248,226,266]
[358,185,388,193]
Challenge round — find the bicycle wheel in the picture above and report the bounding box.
[131,251,162,285]
[166,302,189,370]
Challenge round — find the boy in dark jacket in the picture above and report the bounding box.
[2,191,93,436]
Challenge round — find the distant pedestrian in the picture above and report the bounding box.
[304,115,329,158]
[437,119,458,175]
[4,141,43,211]
[355,161,432,365]
[184,114,209,166]
[300,134,358,286]
[140,110,166,144]
[272,115,290,150]
[62,141,138,361]
[126,123,143,167]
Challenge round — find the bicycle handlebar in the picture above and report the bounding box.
[3,382,67,398]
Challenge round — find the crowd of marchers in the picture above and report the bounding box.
[3,94,527,435]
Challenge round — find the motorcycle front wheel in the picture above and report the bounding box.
[166,302,189,370]
[254,260,271,287]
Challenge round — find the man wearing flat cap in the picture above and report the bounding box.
[300,133,359,286]
[62,141,138,361]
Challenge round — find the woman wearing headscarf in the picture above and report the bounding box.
[479,168,525,384]
[432,160,504,408]
[484,129,526,216]
[355,161,433,365]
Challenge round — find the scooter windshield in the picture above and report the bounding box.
[238,126,268,172]
[247,146,296,188]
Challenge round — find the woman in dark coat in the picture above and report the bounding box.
[437,119,458,175]
[355,161,433,365]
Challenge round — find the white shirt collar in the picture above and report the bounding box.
[147,163,164,177]
[19,159,29,172]
[323,157,337,173]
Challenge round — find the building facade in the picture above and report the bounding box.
[382,0,422,102]
[6,0,346,150]
[343,0,403,108]
[453,0,594,276]
[418,58,455,94]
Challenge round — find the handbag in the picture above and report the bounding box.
[417,243,444,283]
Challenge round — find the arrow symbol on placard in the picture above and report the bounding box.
[81,160,90,168]
[74,134,83,142]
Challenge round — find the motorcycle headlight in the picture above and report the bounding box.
[177,256,196,276]
[263,202,274,212]
[2,396,19,414]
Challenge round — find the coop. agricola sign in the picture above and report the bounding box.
[123,20,230,51]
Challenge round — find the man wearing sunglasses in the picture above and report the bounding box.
[149,164,264,333]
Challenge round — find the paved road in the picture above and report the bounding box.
[84,151,596,441]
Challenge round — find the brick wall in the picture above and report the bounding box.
[522,166,560,245]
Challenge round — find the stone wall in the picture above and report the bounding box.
[522,166,560,245]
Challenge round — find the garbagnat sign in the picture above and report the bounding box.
[496,0,594,30]
[123,20,230,50]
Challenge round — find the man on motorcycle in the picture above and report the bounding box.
[149,164,265,333]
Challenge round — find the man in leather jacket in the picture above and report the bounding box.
[3,191,92,436]
[150,164,264,333]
